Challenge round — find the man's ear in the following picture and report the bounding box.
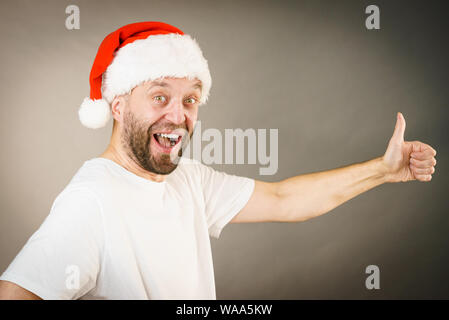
[110,95,128,123]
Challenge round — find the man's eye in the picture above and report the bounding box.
[154,96,166,103]
[185,97,197,104]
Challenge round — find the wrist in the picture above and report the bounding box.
[376,156,393,183]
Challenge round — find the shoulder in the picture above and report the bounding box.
[67,159,113,188]
[53,186,101,207]
[48,186,103,228]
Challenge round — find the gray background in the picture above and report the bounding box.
[0,0,448,299]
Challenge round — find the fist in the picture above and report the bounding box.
[382,112,437,183]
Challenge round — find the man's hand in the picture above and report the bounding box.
[381,112,437,183]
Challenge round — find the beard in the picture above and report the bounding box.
[121,109,190,175]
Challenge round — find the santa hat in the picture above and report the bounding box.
[78,21,212,129]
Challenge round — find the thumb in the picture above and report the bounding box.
[390,112,406,144]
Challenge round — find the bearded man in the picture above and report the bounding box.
[0,21,437,300]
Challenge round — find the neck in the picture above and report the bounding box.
[100,133,166,183]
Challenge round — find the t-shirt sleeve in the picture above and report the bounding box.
[0,187,104,300]
[197,162,255,239]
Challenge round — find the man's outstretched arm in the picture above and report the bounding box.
[232,112,437,223]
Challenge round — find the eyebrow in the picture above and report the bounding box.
[147,80,202,91]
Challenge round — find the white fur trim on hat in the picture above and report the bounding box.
[78,97,111,129]
[102,33,212,106]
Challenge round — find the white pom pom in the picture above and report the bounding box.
[78,98,111,129]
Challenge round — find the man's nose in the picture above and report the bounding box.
[164,99,186,125]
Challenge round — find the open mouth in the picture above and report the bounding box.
[152,132,183,151]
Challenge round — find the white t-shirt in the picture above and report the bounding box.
[0,157,255,300]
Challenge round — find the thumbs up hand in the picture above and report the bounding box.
[381,112,437,183]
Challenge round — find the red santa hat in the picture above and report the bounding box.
[78,21,212,129]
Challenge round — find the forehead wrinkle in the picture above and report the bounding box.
[145,79,202,94]
[147,80,169,91]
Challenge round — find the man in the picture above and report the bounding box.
[0,22,437,300]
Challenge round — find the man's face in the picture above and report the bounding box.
[118,77,201,175]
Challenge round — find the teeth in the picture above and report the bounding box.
[155,133,181,147]
[156,133,180,139]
